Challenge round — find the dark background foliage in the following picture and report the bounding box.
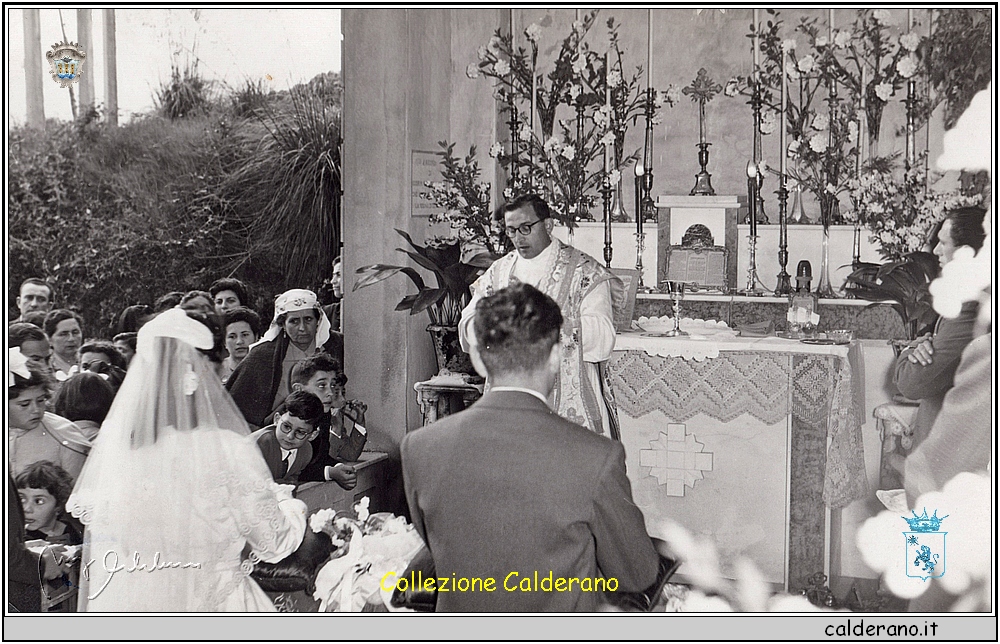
[8,69,342,337]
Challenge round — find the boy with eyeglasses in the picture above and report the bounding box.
[289,354,368,489]
[250,390,324,485]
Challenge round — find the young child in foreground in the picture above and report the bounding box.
[16,460,83,546]
[250,390,324,485]
[289,353,368,489]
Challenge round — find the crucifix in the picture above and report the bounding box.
[682,68,722,196]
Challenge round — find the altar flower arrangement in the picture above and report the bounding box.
[469,9,677,223]
[311,497,425,612]
[844,152,982,261]
[421,141,510,259]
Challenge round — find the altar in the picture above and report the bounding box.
[608,332,868,592]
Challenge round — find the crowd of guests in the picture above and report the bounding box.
[8,266,362,612]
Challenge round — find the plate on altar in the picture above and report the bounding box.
[800,337,850,346]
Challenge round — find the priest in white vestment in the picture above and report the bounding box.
[459,194,624,437]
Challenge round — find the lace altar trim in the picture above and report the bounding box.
[608,351,792,425]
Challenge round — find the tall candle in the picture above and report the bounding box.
[605,55,611,174]
[752,9,759,69]
[779,51,787,178]
[746,160,758,236]
[859,66,867,167]
[699,101,706,145]
[635,163,644,235]
[530,60,537,137]
[829,9,834,40]
[907,8,913,29]
[647,10,653,90]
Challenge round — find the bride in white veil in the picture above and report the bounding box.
[67,308,307,611]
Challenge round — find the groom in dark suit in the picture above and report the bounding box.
[401,283,660,612]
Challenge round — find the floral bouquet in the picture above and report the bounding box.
[310,497,425,612]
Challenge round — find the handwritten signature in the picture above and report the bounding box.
[42,546,201,600]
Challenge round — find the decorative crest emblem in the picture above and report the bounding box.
[45,41,87,88]
[902,507,948,582]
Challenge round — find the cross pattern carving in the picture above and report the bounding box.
[639,423,714,497]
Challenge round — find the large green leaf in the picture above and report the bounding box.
[353,264,425,292]
[410,287,447,315]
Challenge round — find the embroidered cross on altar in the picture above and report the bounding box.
[640,423,714,497]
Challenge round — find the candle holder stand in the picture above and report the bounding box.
[690,143,715,196]
[774,182,793,296]
[740,234,769,296]
[505,92,521,189]
[750,80,768,222]
[601,182,613,268]
[635,232,651,293]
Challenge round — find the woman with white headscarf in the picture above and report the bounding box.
[67,308,308,611]
[226,289,344,429]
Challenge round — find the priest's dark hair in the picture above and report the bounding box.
[473,283,563,376]
[497,193,551,222]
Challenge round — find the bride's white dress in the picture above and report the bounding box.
[73,429,306,612]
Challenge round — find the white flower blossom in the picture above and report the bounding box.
[560,145,576,161]
[897,56,918,79]
[825,183,836,194]
[900,31,921,52]
[874,82,893,102]
[354,496,371,522]
[572,20,584,34]
[809,133,829,153]
[543,136,561,153]
[466,63,480,79]
[815,36,828,48]
[599,131,615,148]
[489,142,503,158]
[569,84,582,100]
[607,168,621,185]
[487,35,503,55]
[607,69,622,87]
[787,139,801,156]
[518,123,532,141]
[786,65,801,81]
[477,45,489,60]
[847,120,859,145]
[664,86,682,105]
[310,508,338,533]
[493,59,510,76]
[524,23,541,43]
[760,112,777,135]
[651,113,663,126]
[572,55,587,75]
[797,55,816,74]
[872,9,893,25]
[834,30,852,48]
[503,187,514,200]
[781,39,797,53]
[724,79,740,97]
[812,112,830,131]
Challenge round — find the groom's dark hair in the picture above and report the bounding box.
[474,283,563,377]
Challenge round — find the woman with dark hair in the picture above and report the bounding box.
[179,290,215,317]
[43,309,84,380]
[115,304,154,335]
[66,308,308,611]
[8,349,91,481]
[209,278,250,316]
[113,332,138,366]
[78,340,128,392]
[226,289,343,428]
[52,372,116,439]
[153,291,185,313]
[220,306,261,383]
[894,205,988,449]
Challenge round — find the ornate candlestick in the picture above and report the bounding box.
[775,179,792,296]
[742,161,767,295]
[683,69,720,196]
[663,281,689,337]
[749,83,769,223]
[640,87,657,223]
[634,165,650,292]
[506,91,520,190]
[602,180,613,268]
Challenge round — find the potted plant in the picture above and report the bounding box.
[844,251,939,347]
[354,229,493,381]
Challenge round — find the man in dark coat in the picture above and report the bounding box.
[401,283,660,612]
[226,289,343,429]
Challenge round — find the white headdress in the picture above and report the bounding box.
[256,288,332,348]
[8,347,32,387]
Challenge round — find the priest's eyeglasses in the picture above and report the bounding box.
[504,219,545,237]
[277,420,313,440]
